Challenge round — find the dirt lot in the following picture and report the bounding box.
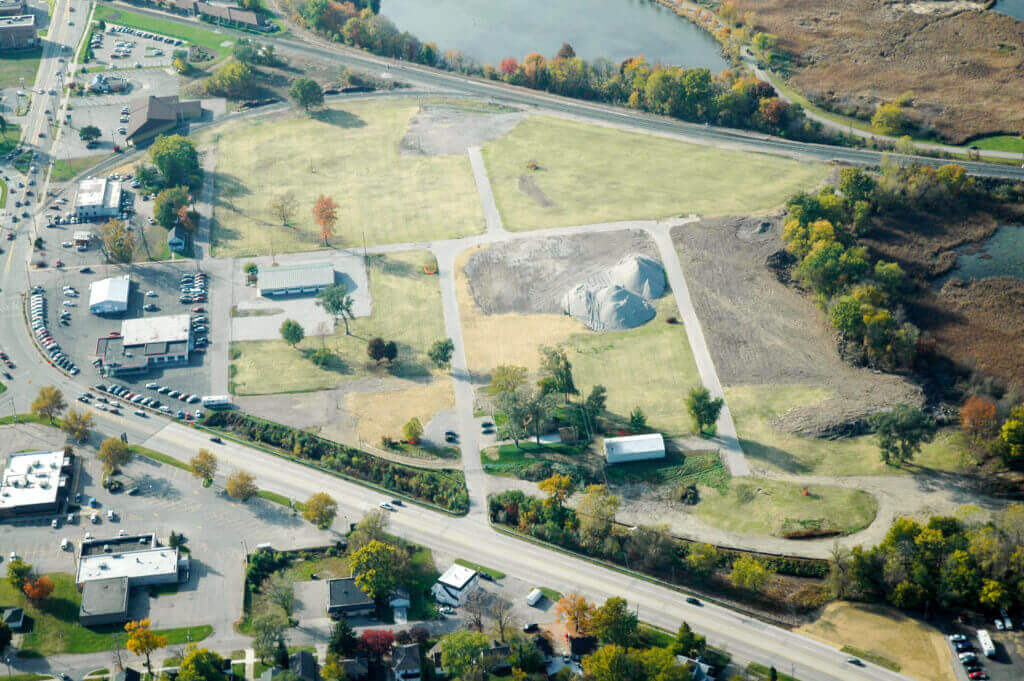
[401,103,525,156]
[671,215,922,436]
[732,0,1024,142]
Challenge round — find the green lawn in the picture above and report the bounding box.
[726,385,966,476]
[51,155,111,183]
[231,251,446,394]
[0,177,6,209]
[603,450,727,491]
[454,559,506,580]
[129,444,190,472]
[538,587,562,603]
[0,47,42,89]
[970,135,1024,154]
[694,477,878,538]
[481,115,828,230]
[0,123,22,156]
[0,573,211,655]
[481,441,588,477]
[93,4,234,58]
[200,101,485,257]
[566,297,701,436]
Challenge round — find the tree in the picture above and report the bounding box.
[62,408,94,442]
[31,385,66,423]
[961,396,999,439]
[871,102,906,135]
[628,406,647,432]
[125,619,168,677]
[438,630,490,678]
[487,365,529,398]
[6,558,32,589]
[462,589,490,631]
[226,469,258,501]
[289,78,324,112]
[402,418,423,444]
[316,284,355,335]
[524,389,556,444]
[383,340,398,364]
[150,134,200,188]
[302,492,338,528]
[686,386,724,435]
[729,555,770,592]
[154,186,190,229]
[274,635,289,669]
[99,219,133,262]
[539,346,577,402]
[685,543,719,578]
[327,616,359,658]
[280,319,305,347]
[177,647,228,681]
[79,125,101,142]
[979,579,1011,610]
[428,338,455,368]
[492,596,516,643]
[0,621,11,655]
[348,509,389,551]
[556,593,595,636]
[204,60,257,99]
[577,484,619,546]
[581,645,647,681]
[190,449,218,483]
[359,629,395,660]
[252,611,288,663]
[556,42,576,59]
[98,437,132,473]
[591,597,639,647]
[349,540,399,599]
[585,385,608,414]
[872,405,936,465]
[671,621,706,658]
[265,573,296,617]
[538,473,574,506]
[367,337,386,364]
[269,191,298,226]
[313,194,338,245]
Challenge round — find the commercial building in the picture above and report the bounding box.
[431,564,479,606]
[79,577,130,626]
[326,577,374,618]
[196,1,267,29]
[603,433,665,464]
[75,178,123,220]
[76,545,184,586]
[258,262,335,297]
[73,230,93,247]
[89,275,131,315]
[126,95,203,145]
[0,449,73,519]
[0,15,38,50]
[0,0,25,17]
[96,314,192,375]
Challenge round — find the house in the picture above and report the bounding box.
[339,658,368,681]
[327,577,375,618]
[390,587,410,624]
[391,643,421,681]
[431,564,479,606]
[482,640,511,675]
[126,95,203,145]
[603,433,665,464]
[288,651,320,681]
[167,225,187,253]
[114,670,141,681]
[194,1,268,30]
[0,0,24,17]
[0,15,38,50]
[0,606,25,632]
[675,655,716,681]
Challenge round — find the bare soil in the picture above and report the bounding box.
[462,230,659,315]
[732,0,1024,142]
[671,215,922,436]
[517,174,553,207]
[400,105,524,156]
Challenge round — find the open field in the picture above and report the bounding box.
[972,135,1024,154]
[346,380,455,446]
[201,101,484,257]
[0,47,41,90]
[230,251,446,394]
[797,601,955,681]
[0,123,22,156]
[693,477,878,538]
[727,384,965,476]
[481,115,828,230]
[93,5,234,59]
[51,155,111,182]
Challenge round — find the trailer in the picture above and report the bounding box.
[201,395,232,408]
[978,629,996,658]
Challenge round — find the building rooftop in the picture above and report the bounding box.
[258,262,335,292]
[121,314,191,346]
[0,14,34,27]
[89,275,130,308]
[604,433,665,457]
[77,546,179,583]
[328,577,373,609]
[75,178,122,210]
[79,576,130,619]
[392,643,421,674]
[127,95,202,141]
[437,564,477,590]
[0,0,24,9]
[0,450,70,511]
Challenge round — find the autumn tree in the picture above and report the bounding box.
[538,473,574,507]
[125,619,168,677]
[99,219,133,263]
[556,593,595,636]
[348,509,389,552]
[313,194,338,245]
[961,396,999,439]
[302,492,338,528]
[62,408,94,442]
[730,555,770,592]
[31,385,66,423]
[226,469,258,501]
[154,186,190,229]
[22,575,54,602]
[98,437,132,473]
[577,484,620,546]
[190,449,218,483]
[591,597,638,647]
[317,284,355,335]
[538,346,577,402]
[269,191,298,226]
[359,629,395,660]
[6,558,32,590]
[402,418,423,444]
[350,540,399,599]
[280,319,305,347]
[685,543,719,578]
[177,647,228,681]
[438,630,490,678]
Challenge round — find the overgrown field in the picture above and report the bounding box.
[0,47,41,90]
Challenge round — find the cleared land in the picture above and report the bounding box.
[693,477,878,538]
[0,47,41,90]
[481,116,827,230]
[798,601,955,681]
[231,251,446,394]
[346,380,455,446]
[202,101,485,257]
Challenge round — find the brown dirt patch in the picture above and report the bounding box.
[517,174,553,207]
[732,0,1024,142]
[400,105,524,156]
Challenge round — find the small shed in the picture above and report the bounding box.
[603,433,665,464]
[167,225,187,253]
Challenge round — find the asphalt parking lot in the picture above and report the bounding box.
[945,624,1021,681]
[91,24,180,70]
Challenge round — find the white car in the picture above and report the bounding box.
[145,290,157,297]
[61,240,72,247]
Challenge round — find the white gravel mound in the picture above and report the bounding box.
[562,284,656,332]
[609,254,667,299]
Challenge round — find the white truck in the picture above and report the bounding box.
[201,395,232,408]
[977,629,996,658]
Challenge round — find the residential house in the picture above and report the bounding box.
[391,643,421,681]
[259,652,320,681]
[431,564,479,606]
[0,606,25,632]
[167,225,187,253]
[327,577,375,618]
[340,658,368,681]
[675,655,716,681]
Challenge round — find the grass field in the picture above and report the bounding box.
[93,5,234,58]
[454,558,505,580]
[603,450,727,490]
[346,380,455,448]
[726,385,965,476]
[0,123,22,157]
[481,116,828,230]
[798,602,955,681]
[694,478,878,538]
[128,444,189,472]
[0,573,211,655]
[0,47,42,89]
[51,155,111,183]
[971,135,1024,154]
[231,251,446,394]
[201,101,484,257]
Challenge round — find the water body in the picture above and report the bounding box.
[995,0,1024,22]
[942,225,1024,283]
[379,0,729,70]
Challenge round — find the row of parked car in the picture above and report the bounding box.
[179,271,208,305]
[92,383,203,420]
[30,289,80,375]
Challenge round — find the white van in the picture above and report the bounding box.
[526,588,543,607]
[60,538,70,550]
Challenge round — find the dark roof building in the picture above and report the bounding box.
[0,606,25,631]
[258,262,335,297]
[327,577,374,618]
[259,653,319,681]
[391,643,421,681]
[126,95,203,145]
[340,658,368,681]
[115,669,141,681]
[0,14,38,50]
[0,0,25,17]
[79,576,130,626]
[194,1,266,29]
[168,225,187,253]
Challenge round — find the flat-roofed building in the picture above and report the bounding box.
[431,564,478,606]
[75,178,123,220]
[96,314,192,375]
[258,262,335,297]
[603,433,665,464]
[89,275,131,315]
[0,15,38,50]
[0,449,73,518]
[79,577,130,626]
[327,577,374,618]
[0,0,25,17]
[76,545,183,586]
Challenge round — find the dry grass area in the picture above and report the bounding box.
[347,380,455,444]
[731,0,1024,142]
[798,601,955,681]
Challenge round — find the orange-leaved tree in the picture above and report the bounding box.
[313,194,338,246]
[961,395,999,439]
[22,575,55,602]
[556,593,594,636]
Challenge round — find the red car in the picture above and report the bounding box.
[969,672,987,680]
[55,260,64,267]
[191,306,204,313]
[5,233,14,240]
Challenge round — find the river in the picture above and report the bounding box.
[940,225,1024,284]
[995,0,1024,21]
[379,0,729,69]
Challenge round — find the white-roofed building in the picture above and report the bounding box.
[431,564,479,606]
[73,230,93,246]
[76,546,182,585]
[89,275,131,314]
[74,178,123,220]
[258,262,335,297]
[121,314,191,346]
[603,433,666,464]
[0,449,74,518]
[96,314,192,375]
